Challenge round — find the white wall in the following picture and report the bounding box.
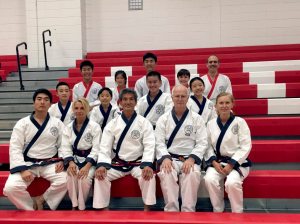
[0,0,26,55]
[85,0,300,52]
[0,0,300,67]
[26,0,85,68]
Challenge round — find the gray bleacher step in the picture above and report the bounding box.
[0,85,56,91]
[0,120,17,130]
[0,112,30,120]
[0,98,32,104]
[0,105,33,113]
[0,80,58,88]
[0,131,12,139]
[0,91,34,99]
[252,163,300,170]
[8,71,68,81]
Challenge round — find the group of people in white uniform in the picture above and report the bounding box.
[3,53,252,214]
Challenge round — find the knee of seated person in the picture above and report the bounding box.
[203,173,218,185]
[225,178,242,190]
[3,182,23,195]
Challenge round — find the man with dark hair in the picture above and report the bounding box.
[73,60,102,108]
[93,88,156,211]
[134,52,170,99]
[48,82,74,125]
[3,88,67,210]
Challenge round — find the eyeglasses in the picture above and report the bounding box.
[208,61,218,64]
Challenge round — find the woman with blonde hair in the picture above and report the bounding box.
[61,98,102,210]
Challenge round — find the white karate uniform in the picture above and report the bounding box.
[61,119,101,210]
[134,75,171,99]
[201,74,232,103]
[155,109,208,212]
[3,113,67,210]
[90,104,120,129]
[72,81,102,107]
[204,116,252,213]
[93,112,156,209]
[187,96,217,125]
[136,92,173,127]
[48,101,74,126]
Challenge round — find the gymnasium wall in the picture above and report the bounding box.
[0,0,299,67]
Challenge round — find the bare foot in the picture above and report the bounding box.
[34,195,45,210]
[144,205,151,211]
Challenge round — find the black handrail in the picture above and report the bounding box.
[16,42,27,91]
[42,29,52,70]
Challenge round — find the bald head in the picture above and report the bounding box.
[172,85,189,110]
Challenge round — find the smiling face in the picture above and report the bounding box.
[99,89,112,107]
[115,74,126,87]
[33,93,51,113]
[143,58,156,73]
[190,79,205,97]
[73,101,88,120]
[207,55,220,73]
[81,65,93,83]
[178,75,190,87]
[215,94,234,116]
[120,93,137,113]
[146,75,162,95]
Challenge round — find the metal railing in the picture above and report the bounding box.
[42,29,52,70]
[16,42,27,91]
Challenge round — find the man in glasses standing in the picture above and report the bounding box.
[201,55,232,103]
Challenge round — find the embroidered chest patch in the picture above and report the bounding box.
[50,127,59,137]
[92,88,98,94]
[131,130,141,139]
[84,133,93,143]
[155,104,165,115]
[231,124,239,135]
[208,102,214,109]
[218,86,225,92]
[184,125,193,136]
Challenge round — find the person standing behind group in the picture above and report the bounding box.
[73,60,102,108]
[3,89,67,210]
[201,55,232,103]
[48,82,74,126]
[155,85,208,212]
[187,77,217,125]
[111,70,127,108]
[61,98,102,210]
[93,88,156,211]
[204,92,252,213]
[90,87,120,131]
[137,71,173,129]
[135,52,170,99]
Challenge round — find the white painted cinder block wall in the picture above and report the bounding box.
[0,0,299,67]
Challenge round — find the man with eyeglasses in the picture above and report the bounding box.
[201,55,232,103]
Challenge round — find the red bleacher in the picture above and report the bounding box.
[86,43,300,58]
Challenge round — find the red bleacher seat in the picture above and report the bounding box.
[80,51,300,67]
[245,116,300,136]
[86,43,300,59]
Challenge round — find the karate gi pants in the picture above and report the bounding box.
[157,160,201,212]
[3,163,67,210]
[204,166,250,213]
[93,166,156,208]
